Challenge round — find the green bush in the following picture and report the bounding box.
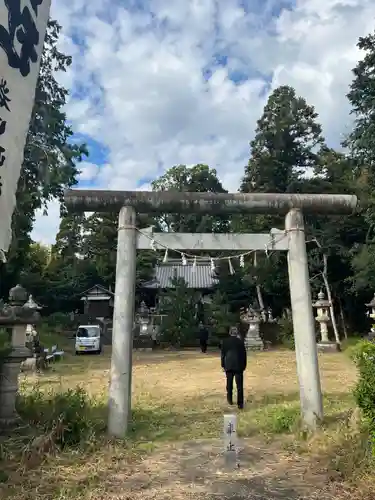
[207,291,237,339]
[17,386,104,448]
[44,312,74,331]
[256,404,300,434]
[277,317,295,350]
[326,416,372,480]
[351,340,375,450]
[158,277,199,347]
[341,335,363,356]
[268,406,300,434]
[351,341,375,421]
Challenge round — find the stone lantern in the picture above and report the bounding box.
[25,294,41,311]
[240,304,264,351]
[134,301,152,351]
[365,294,375,341]
[0,285,41,427]
[25,294,42,344]
[313,290,339,352]
[137,301,150,336]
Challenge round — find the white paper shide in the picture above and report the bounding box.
[0,0,52,254]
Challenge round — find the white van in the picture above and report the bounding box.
[75,325,102,355]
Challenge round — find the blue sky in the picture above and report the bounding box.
[31,0,375,244]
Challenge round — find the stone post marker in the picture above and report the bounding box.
[223,413,238,468]
[0,284,41,427]
[0,1,52,255]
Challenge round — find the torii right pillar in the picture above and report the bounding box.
[286,209,323,428]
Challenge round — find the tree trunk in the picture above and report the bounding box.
[253,252,266,314]
[337,296,348,339]
[322,254,340,344]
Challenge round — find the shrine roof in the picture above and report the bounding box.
[142,261,217,289]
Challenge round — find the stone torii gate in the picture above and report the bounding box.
[64,190,358,438]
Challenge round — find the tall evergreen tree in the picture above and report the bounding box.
[234,86,326,312]
[346,31,375,178]
[53,215,85,261]
[345,30,375,307]
[345,30,375,231]
[82,212,157,288]
[241,85,324,196]
[43,215,98,312]
[82,213,117,286]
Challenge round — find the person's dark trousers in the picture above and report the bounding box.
[226,370,244,408]
[200,339,207,353]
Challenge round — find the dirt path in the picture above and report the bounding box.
[91,439,338,500]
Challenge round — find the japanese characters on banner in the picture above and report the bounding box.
[0,0,52,255]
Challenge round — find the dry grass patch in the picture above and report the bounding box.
[0,347,369,500]
[17,348,357,439]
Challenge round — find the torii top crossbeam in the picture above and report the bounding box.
[64,190,358,215]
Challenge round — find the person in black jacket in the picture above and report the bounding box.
[198,322,209,353]
[221,326,247,409]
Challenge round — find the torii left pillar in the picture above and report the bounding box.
[108,206,137,437]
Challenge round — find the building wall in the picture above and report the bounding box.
[87,301,112,319]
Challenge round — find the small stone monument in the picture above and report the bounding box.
[313,290,339,352]
[240,305,264,351]
[0,285,41,428]
[223,413,239,468]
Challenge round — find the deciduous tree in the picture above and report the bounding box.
[0,20,87,297]
[152,164,229,233]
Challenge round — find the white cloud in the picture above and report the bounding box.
[32,199,61,246]
[31,0,375,244]
[77,161,100,182]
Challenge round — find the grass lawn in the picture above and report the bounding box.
[0,347,372,499]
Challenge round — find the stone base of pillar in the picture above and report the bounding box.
[133,336,153,350]
[245,330,264,351]
[316,341,341,353]
[243,320,264,351]
[0,346,30,429]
